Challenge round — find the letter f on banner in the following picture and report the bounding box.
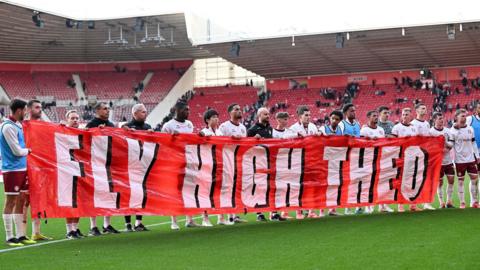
[127,138,159,209]
[55,133,85,208]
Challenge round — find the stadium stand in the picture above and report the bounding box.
[79,71,147,100]
[33,72,78,100]
[139,70,181,104]
[0,71,38,100]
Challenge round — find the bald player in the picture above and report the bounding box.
[247,108,285,221]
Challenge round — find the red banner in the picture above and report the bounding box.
[24,121,444,218]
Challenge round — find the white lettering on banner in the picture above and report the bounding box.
[275,148,303,208]
[241,146,270,208]
[220,145,238,208]
[55,133,84,207]
[91,136,119,208]
[378,147,401,201]
[182,144,216,208]
[348,148,378,204]
[51,134,434,212]
[324,147,348,206]
[401,146,427,201]
[127,138,159,209]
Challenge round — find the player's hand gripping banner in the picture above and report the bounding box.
[24,121,444,218]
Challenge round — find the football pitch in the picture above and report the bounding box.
[0,181,479,270]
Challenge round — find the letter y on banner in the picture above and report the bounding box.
[127,138,159,208]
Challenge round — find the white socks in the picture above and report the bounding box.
[32,218,40,235]
[447,183,454,202]
[66,223,78,233]
[134,220,142,227]
[3,214,14,241]
[13,214,24,239]
[91,217,112,229]
[469,180,478,203]
[437,184,444,203]
[171,216,177,224]
[458,181,465,204]
[103,216,111,227]
[90,217,97,229]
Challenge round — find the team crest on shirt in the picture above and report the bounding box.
[14,186,19,191]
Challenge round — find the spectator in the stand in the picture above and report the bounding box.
[406,76,413,87]
[462,76,468,87]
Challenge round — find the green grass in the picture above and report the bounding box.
[1,178,480,270]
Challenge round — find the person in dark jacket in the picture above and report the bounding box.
[121,104,152,232]
[247,107,285,222]
[86,102,115,128]
[85,102,118,236]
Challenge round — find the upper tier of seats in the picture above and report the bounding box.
[34,72,78,100]
[140,70,181,104]
[0,71,41,100]
[80,71,146,100]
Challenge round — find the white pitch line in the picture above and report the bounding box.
[0,217,199,254]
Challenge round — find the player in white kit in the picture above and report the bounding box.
[450,109,480,209]
[198,109,231,226]
[391,108,420,212]
[272,112,290,139]
[161,101,199,230]
[271,112,295,219]
[218,103,247,223]
[411,103,435,210]
[429,112,455,208]
[287,106,321,219]
[359,110,394,214]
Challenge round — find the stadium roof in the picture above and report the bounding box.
[0,2,214,62]
[2,0,480,79]
[201,22,480,79]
